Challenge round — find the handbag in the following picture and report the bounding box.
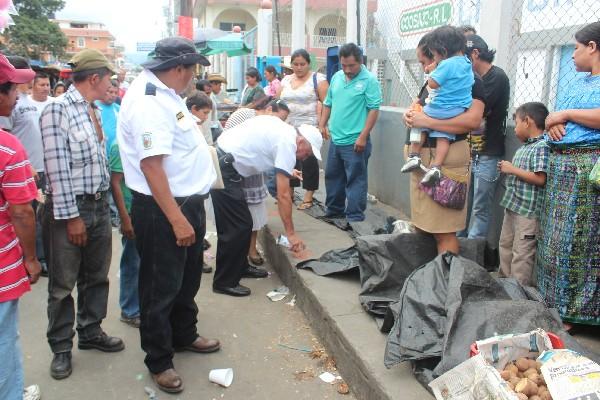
[419,167,468,210]
[590,157,600,191]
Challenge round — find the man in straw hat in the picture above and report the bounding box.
[0,52,42,400]
[40,48,124,380]
[117,37,220,394]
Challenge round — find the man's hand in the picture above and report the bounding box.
[67,217,87,247]
[498,160,515,175]
[120,214,135,240]
[547,124,566,142]
[354,134,368,153]
[319,125,330,141]
[287,232,306,253]
[172,217,195,247]
[24,256,41,284]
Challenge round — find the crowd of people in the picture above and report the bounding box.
[0,20,597,399]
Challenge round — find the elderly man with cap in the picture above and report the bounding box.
[117,37,219,394]
[0,53,43,400]
[40,49,122,379]
[211,115,322,297]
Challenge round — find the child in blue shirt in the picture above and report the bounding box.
[401,26,474,186]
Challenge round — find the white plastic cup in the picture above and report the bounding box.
[209,368,234,387]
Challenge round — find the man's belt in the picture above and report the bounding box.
[75,192,107,201]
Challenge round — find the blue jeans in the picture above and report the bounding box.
[0,300,23,400]
[325,140,372,222]
[464,155,501,239]
[119,236,140,319]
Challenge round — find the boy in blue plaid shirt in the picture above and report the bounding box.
[497,102,550,286]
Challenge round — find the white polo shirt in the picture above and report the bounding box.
[217,115,297,178]
[117,69,215,197]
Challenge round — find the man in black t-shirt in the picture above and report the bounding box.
[461,34,510,239]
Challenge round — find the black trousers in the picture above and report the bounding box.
[44,195,112,353]
[131,191,206,374]
[210,152,252,288]
[292,155,319,191]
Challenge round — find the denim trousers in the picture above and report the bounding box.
[325,140,372,222]
[44,196,112,353]
[119,236,140,319]
[131,191,206,374]
[463,155,501,239]
[0,300,23,400]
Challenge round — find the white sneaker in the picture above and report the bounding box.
[23,384,41,400]
[421,166,442,187]
[400,156,422,173]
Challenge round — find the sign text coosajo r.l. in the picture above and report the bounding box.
[399,0,453,36]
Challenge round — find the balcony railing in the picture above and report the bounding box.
[274,33,346,49]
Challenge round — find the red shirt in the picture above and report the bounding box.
[0,130,37,302]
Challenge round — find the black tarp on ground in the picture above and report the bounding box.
[383,253,598,388]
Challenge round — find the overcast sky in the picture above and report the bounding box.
[56,0,170,52]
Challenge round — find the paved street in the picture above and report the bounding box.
[18,223,355,400]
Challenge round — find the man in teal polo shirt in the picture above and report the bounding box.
[319,43,382,222]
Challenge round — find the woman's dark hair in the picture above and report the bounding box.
[254,96,290,113]
[575,21,600,46]
[339,43,363,62]
[477,48,497,63]
[291,49,311,64]
[417,32,434,61]
[196,79,211,92]
[265,65,279,79]
[427,25,466,58]
[0,82,15,95]
[514,102,549,130]
[72,67,113,83]
[245,67,262,82]
[186,91,213,111]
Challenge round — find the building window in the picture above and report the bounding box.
[219,22,246,32]
[77,37,85,48]
[92,37,99,41]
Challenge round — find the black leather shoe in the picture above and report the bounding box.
[78,332,125,352]
[202,263,213,273]
[50,352,72,380]
[242,265,268,279]
[213,284,251,297]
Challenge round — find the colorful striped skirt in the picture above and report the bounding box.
[535,147,600,325]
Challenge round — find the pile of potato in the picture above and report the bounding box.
[499,357,553,400]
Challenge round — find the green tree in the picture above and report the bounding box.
[2,0,68,59]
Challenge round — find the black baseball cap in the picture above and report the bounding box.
[142,37,210,70]
[465,34,489,56]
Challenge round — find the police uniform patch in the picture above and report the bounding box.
[176,111,185,122]
[142,132,153,149]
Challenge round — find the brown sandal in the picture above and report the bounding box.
[152,368,184,393]
[297,201,313,210]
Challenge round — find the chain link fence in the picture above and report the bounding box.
[506,0,600,113]
[369,0,600,111]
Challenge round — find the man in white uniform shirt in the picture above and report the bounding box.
[211,115,322,296]
[117,37,219,394]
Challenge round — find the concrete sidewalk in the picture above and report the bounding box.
[260,195,600,400]
[260,197,432,400]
